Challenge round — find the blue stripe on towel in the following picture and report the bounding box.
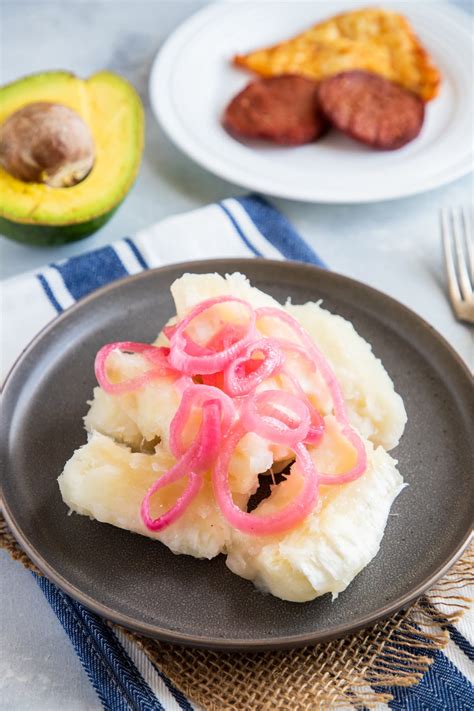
[51,246,128,301]
[372,637,474,711]
[219,202,262,257]
[386,650,474,710]
[142,658,195,711]
[36,273,63,314]
[35,575,164,711]
[124,237,149,270]
[236,195,326,267]
[447,625,474,662]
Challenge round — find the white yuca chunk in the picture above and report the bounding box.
[225,440,404,602]
[171,272,279,319]
[84,350,181,451]
[85,386,143,451]
[228,432,274,496]
[113,379,180,451]
[58,432,230,559]
[311,414,362,475]
[285,302,407,450]
[153,316,176,347]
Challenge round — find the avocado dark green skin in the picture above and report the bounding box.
[0,204,121,246]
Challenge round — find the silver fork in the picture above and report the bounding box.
[440,206,474,324]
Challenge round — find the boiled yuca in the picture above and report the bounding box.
[59,272,407,602]
[286,302,406,450]
[59,430,404,600]
[59,431,231,559]
[171,273,407,451]
[226,440,404,602]
[85,274,406,456]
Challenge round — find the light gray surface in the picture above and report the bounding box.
[0,1,472,709]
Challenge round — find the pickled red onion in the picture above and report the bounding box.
[170,323,250,358]
[280,369,325,444]
[212,429,318,535]
[206,323,249,352]
[241,390,311,447]
[168,297,256,374]
[169,384,235,458]
[95,295,368,537]
[141,469,203,533]
[141,400,222,531]
[256,308,347,419]
[256,307,366,479]
[95,342,174,395]
[316,431,367,485]
[223,338,283,397]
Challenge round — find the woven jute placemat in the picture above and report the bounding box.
[1,514,472,710]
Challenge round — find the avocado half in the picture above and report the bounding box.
[0,71,144,246]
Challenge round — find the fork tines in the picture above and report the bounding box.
[441,206,474,324]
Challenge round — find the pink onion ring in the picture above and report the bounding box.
[95,342,174,395]
[256,309,347,419]
[281,369,325,444]
[206,323,249,351]
[241,390,311,447]
[168,297,256,374]
[97,296,368,537]
[141,400,222,531]
[316,434,367,485]
[212,427,318,535]
[256,308,366,479]
[169,384,235,458]
[141,469,203,533]
[223,338,283,397]
[163,324,176,340]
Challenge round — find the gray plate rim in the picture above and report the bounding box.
[1,258,473,650]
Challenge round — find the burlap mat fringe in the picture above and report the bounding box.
[1,513,472,710]
[0,516,42,574]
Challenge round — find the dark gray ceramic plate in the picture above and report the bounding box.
[1,259,473,651]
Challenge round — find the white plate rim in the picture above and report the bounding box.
[149,1,473,204]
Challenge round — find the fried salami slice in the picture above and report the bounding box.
[318,70,425,150]
[223,75,329,145]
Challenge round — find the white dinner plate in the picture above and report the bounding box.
[149,0,473,203]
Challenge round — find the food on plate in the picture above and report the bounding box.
[223,75,329,145]
[225,8,437,150]
[234,7,440,102]
[318,70,425,150]
[59,272,407,602]
[0,71,144,246]
[226,439,402,601]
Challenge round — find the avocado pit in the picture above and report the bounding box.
[0,102,95,188]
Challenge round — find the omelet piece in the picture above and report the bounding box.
[226,438,404,602]
[234,7,440,101]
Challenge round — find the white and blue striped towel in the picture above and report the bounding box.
[2,196,472,709]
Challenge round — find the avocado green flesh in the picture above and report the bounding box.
[0,70,144,246]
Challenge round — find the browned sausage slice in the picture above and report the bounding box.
[223,75,329,145]
[318,70,425,150]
